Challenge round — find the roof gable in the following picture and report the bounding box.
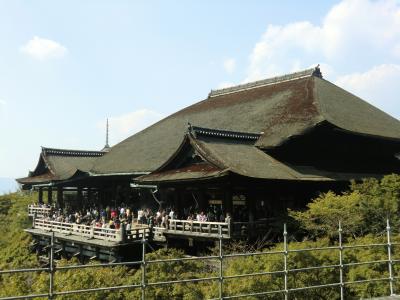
[16,147,105,185]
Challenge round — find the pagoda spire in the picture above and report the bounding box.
[102,118,111,152]
[106,118,110,148]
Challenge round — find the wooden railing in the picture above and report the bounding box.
[153,219,231,239]
[33,218,149,243]
[28,205,52,217]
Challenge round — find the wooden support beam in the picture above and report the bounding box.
[248,191,256,223]
[38,187,43,204]
[159,187,168,209]
[57,187,64,209]
[198,189,207,212]
[247,189,257,236]
[47,187,53,205]
[173,188,180,212]
[77,187,83,206]
[87,188,93,206]
[223,186,233,216]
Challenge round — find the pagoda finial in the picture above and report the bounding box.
[102,118,111,152]
[106,118,109,147]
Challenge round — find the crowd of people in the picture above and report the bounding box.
[33,203,233,231]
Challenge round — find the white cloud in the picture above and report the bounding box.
[240,0,400,119]
[223,58,236,74]
[336,64,400,118]
[217,82,235,89]
[97,109,164,145]
[245,0,400,81]
[246,21,323,81]
[20,36,67,60]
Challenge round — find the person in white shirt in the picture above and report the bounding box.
[137,209,143,224]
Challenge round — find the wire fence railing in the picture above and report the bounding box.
[0,220,399,299]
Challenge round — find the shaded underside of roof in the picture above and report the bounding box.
[92,73,400,175]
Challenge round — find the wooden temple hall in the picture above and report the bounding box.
[17,66,400,261]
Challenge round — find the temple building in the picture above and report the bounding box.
[17,67,400,260]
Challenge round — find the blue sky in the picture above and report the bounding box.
[1,0,400,181]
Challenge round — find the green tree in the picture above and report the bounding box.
[289,191,363,238]
[290,174,400,238]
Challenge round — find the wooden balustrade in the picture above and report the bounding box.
[28,205,52,217]
[154,219,231,239]
[31,217,260,243]
[33,218,149,243]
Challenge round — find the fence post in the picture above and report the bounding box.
[283,223,288,300]
[338,221,344,300]
[49,231,55,300]
[141,232,146,300]
[120,224,126,243]
[218,225,224,300]
[33,213,37,228]
[90,226,94,239]
[386,219,394,296]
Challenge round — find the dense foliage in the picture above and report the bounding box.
[1,174,400,299]
[290,174,400,238]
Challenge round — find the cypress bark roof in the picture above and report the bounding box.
[16,147,105,185]
[91,67,400,175]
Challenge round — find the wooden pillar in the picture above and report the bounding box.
[47,187,53,205]
[87,188,93,206]
[198,189,207,212]
[174,188,180,211]
[247,188,257,237]
[57,187,63,209]
[38,187,43,204]
[177,188,186,218]
[223,186,233,217]
[159,187,168,210]
[77,187,83,208]
[98,188,104,206]
[247,188,256,223]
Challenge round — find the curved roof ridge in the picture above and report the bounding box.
[189,124,261,141]
[209,66,322,98]
[42,147,105,157]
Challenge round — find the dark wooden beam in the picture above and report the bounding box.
[47,187,53,205]
[57,187,64,209]
[223,185,233,216]
[38,187,43,204]
[77,187,83,206]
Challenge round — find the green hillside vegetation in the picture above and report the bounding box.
[0,174,399,299]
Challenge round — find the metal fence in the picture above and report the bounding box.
[0,220,399,300]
